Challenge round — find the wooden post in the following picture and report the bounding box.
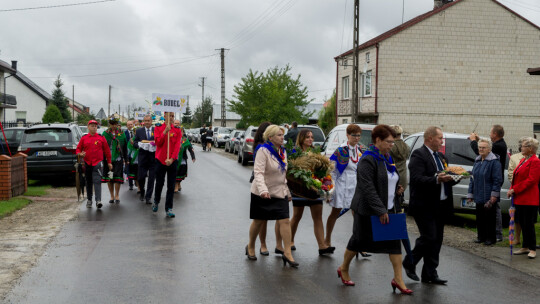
[166,112,170,160]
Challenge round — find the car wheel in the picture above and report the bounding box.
[241,152,249,166]
[237,150,242,163]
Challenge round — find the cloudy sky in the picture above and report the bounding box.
[1,0,539,117]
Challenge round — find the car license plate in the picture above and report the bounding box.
[36,151,57,157]
[461,198,476,209]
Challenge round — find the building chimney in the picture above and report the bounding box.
[434,0,453,10]
[11,60,17,71]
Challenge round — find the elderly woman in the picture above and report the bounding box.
[507,137,527,245]
[337,125,411,294]
[467,139,502,246]
[246,125,298,267]
[286,129,334,255]
[508,137,540,259]
[325,124,364,249]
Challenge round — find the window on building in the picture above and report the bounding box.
[342,76,350,99]
[343,58,348,69]
[15,111,26,123]
[366,52,370,63]
[342,118,348,124]
[363,70,372,96]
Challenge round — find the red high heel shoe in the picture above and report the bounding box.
[337,267,355,286]
[391,279,413,295]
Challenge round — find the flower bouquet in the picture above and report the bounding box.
[286,148,335,201]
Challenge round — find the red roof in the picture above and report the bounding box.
[335,0,540,59]
[68,103,86,114]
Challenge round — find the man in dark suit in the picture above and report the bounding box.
[134,115,156,204]
[403,126,458,285]
[124,120,135,190]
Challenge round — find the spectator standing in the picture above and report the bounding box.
[470,124,507,242]
[508,137,527,245]
[76,120,112,209]
[284,121,299,145]
[206,126,214,152]
[124,120,135,190]
[507,137,540,259]
[467,139,502,245]
[200,124,207,151]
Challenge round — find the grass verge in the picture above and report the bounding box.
[0,198,32,218]
[23,180,52,197]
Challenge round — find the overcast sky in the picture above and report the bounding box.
[1,0,539,117]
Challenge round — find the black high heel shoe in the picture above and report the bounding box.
[356,252,371,258]
[275,248,284,255]
[282,255,299,268]
[245,245,257,260]
[318,246,336,255]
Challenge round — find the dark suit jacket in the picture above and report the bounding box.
[350,154,400,216]
[124,129,134,142]
[134,127,155,165]
[408,145,457,215]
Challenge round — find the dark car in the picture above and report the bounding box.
[0,127,26,156]
[18,123,82,179]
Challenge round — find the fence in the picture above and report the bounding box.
[0,153,27,201]
[1,121,36,128]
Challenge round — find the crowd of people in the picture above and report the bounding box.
[244,121,540,296]
[75,113,196,218]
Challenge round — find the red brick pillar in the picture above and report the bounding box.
[0,155,12,200]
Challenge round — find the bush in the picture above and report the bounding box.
[42,105,64,123]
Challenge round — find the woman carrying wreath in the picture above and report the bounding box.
[286,129,334,255]
[246,125,298,267]
[325,124,364,250]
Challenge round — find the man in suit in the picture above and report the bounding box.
[124,120,135,190]
[403,126,458,285]
[134,115,156,204]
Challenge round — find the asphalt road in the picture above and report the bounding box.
[5,146,540,303]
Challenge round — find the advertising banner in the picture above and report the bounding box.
[151,93,187,113]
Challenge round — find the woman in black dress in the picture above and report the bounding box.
[337,124,412,295]
[286,129,334,255]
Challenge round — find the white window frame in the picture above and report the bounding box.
[342,76,350,100]
[363,70,372,97]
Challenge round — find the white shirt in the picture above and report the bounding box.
[425,145,447,201]
[387,171,399,210]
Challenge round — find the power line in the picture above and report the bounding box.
[0,0,116,12]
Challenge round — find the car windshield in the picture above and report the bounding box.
[0,129,23,142]
[24,128,72,143]
[219,128,232,134]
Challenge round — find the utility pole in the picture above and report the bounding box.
[216,48,229,127]
[199,77,206,126]
[108,85,112,118]
[351,0,359,123]
[72,85,75,122]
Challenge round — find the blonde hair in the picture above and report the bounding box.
[263,125,286,141]
[523,137,539,153]
[390,125,403,135]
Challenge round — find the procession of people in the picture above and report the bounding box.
[76,116,539,296]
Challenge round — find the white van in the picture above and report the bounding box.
[320,123,376,157]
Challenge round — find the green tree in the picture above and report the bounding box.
[318,90,336,134]
[76,112,96,125]
[182,100,193,126]
[50,75,71,122]
[229,65,313,126]
[42,105,64,123]
[191,96,213,128]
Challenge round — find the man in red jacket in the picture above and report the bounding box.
[76,120,113,209]
[152,112,182,218]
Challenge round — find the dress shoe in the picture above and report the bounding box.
[245,245,257,260]
[391,279,413,295]
[318,247,335,255]
[139,193,145,201]
[282,255,299,268]
[260,249,270,256]
[291,245,296,251]
[422,277,447,285]
[129,186,133,190]
[402,262,419,281]
[528,251,536,259]
[337,267,355,286]
[145,198,152,205]
[275,248,284,255]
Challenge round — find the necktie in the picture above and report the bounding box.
[130,131,133,138]
[433,152,444,171]
[147,129,151,140]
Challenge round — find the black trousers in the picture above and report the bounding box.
[476,203,496,243]
[516,205,538,251]
[405,205,445,280]
[154,160,178,211]
[201,136,206,150]
[125,162,133,187]
[138,159,156,200]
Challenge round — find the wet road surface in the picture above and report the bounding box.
[5,146,540,303]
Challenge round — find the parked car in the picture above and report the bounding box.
[291,125,326,147]
[79,125,101,137]
[238,126,258,166]
[401,132,511,219]
[225,130,243,153]
[213,127,234,148]
[0,127,26,155]
[320,123,376,157]
[18,123,82,179]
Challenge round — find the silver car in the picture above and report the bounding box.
[238,126,257,166]
[402,132,510,220]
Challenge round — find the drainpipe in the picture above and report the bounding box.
[375,43,380,121]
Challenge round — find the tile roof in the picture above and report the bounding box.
[0,59,16,73]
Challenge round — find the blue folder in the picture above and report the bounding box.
[370,213,409,241]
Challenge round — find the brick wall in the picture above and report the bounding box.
[0,153,27,200]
